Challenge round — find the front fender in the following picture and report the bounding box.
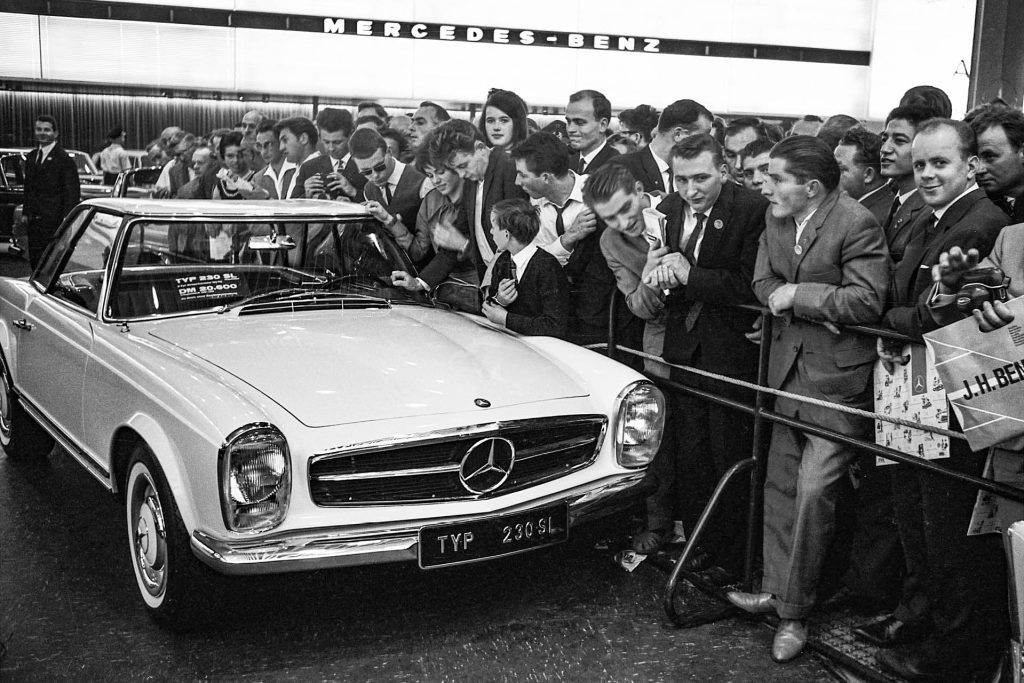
[120,412,205,535]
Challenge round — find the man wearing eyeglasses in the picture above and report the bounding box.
[615,99,715,196]
[351,128,431,267]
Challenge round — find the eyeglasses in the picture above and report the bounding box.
[358,161,388,177]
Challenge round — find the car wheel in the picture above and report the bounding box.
[0,351,54,461]
[125,445,221,629]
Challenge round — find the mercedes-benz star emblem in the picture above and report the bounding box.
[459,437,515,494]
[474,398,491,408]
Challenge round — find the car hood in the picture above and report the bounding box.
[147,308,588,427]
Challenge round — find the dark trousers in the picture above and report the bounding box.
[646,354,755,565]
[840,454,904,606]
[26,219,58,269]
[890,445,1007,639]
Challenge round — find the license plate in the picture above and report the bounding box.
[418,502,569,569]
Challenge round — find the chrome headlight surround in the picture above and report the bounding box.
[613,380,666,468]
[219,423,291,533]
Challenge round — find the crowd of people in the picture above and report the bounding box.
[19,83,1024,678]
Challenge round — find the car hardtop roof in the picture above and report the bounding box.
[81,197,375,218]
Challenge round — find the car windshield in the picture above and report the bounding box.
[104,218,430,319]
[69,151,99,176]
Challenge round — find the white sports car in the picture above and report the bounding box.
[0,198,665,628]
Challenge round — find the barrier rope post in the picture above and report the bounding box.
[606,289,619,361]
[745,310,773,590]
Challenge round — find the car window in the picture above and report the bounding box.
[107,219,427,318]
[47,211,120,314]
[1,154,24,186]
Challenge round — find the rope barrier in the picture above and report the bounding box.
[593,343,968,443]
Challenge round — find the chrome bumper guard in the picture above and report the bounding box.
[191,472,648,575]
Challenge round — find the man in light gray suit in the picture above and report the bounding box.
[726,136,890,663]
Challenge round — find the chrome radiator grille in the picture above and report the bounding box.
[309,416,607,505]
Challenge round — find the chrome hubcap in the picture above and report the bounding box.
[131,479,167,596]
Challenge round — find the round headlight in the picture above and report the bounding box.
[614,381,666,468]
[219,424,291,533]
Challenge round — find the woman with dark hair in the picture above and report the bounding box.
[478,88,529,153]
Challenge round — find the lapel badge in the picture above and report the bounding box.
[713,219,724,230]
[794,244,803,255]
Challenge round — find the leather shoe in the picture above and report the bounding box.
[726,591,776,615]
[875,647,945,680]
[852,615,931,648]
[771,619,807,663]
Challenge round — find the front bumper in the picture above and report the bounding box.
[191,471,650,575]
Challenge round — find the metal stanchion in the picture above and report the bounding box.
[745,311,773,590]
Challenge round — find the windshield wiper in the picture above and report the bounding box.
[313,273,396,290]
[219,287,311,313]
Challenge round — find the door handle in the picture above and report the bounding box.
[12,319,34,331]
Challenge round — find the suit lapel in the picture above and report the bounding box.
[643,147,664,192]
[696,183,734,264]
[793,190,840,269]
[482,150,499,208]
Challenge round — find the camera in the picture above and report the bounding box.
[955,266,1011,313]
[320,172,339,199]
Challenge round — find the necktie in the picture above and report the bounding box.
[666,170,674,194]
[509,258,518,283]
[683,213,706,264]
[883,196,902,232]
[577,156,586,174]
[384,182,393,205]
[553,204,567,236]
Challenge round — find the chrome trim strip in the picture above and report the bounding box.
[312,463,461,482]
[311,415,606,463]
[190,471,646,576]
[516,434,597,461]
[18,397,112,490]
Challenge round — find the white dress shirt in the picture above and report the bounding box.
[531,172,586,265]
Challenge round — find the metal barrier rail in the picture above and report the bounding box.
[599,296,1024,627]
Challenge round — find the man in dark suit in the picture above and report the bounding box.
[879,105,937,263]
[566,90,619,175]
[862,119,1009,680]
[296,108,366,202]
[835,127,896,225]
[967,104,1024,224]
[274,117,320,199]
[880,120,1007,340]
[350,127,430,267]
[642,133,767,562]
[510,132,615,345]
[391,120,527,305]
[615,99,714,196]
[727,136,890,663]
[22,115,80,268]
